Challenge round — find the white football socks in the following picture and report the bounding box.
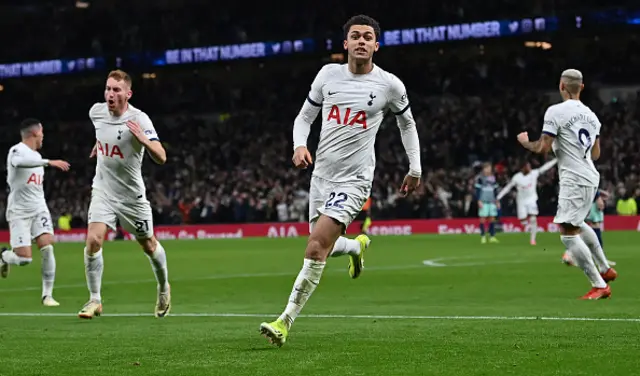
[579,223,610,273]
[329,236,361,257]
[1,249,32,265]
[529,217,538,243]
[279,258,326,329]
[84,247,104,302]
[560,235,606,288]
[146,241,169,293]
[40,245,56,298]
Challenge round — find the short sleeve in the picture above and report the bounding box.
[88,102,101,121]
[307,64,333,107]
[387,75,410,115]
[542,107,558,137]
[593,113,601,137]
[138,113,159,141]
[8,146,19,166]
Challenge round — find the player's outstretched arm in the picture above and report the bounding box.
[126,119,167,164]
[11,153,70,171]
[537,158,558,174]
[496,180,516,200]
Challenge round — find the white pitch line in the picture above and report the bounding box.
[0,312,638,323]
[0,264,427,293]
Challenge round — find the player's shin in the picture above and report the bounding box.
[40,245,55,298]
[84,247,104,302]
[278,258,326,329]
[529,217,538,243]
[489,221,496,237]
[329,236,360,257]
[145,241,169,293]
[560,235,606,288]
[578,223,610,273]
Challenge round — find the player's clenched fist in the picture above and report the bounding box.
[399,174,420,197]
[48,160,70,171]
[292,146,313,169]
[517,132,530,145]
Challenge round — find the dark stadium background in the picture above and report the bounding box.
[1,0,639,229]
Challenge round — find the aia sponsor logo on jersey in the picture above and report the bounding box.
[327,106,368,129]
[97,140,124,159]
[26,173,43,185]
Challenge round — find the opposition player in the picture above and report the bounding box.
[517,69,617,300]
[78,70,171,319]
[497,159,557,245]
[259,15,421,347]
[475,163,500,244]
[1,119,70,306]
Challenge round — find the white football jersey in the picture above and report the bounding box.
[498,160,557,203]
[542,100,600,187]
[5,142,49,220]
[304,64,413,183]
[507,171,541,203]
[89,102,159,202]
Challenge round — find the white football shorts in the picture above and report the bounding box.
[308,175,370,234]
[9,210,54,248]
[554,184,597,227]
[517,200,539,220]
[88,189,154,239]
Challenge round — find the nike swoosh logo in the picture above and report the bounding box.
[328,91,337,95]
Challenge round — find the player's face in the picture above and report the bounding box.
[104,77,132,111]
[483,165,492,175]
[32,124,44,149]
[522,163,531,174]
[343,25,379,63]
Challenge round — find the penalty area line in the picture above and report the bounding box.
[0,312,639,323]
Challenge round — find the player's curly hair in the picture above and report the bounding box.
[343,15,381,41]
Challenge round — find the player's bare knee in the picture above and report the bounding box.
[305,237,331,261]
[13,246,32,260]
[138,236,157,255]
[86,232,104,254]
[35,233,54,249]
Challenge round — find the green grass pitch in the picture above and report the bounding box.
[0,232,638,376]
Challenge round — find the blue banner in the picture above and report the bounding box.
[0,9,637,79]
[380,17,557,47]
[0,57,105,79]
[156,38,315,66]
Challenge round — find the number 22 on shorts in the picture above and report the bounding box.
[325,192,348,209]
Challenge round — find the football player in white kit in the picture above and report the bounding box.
[497,158,557,245]
[517,69,617,300]
[78,70,171,319]
[1,118,70,306]
[260,15,421,346]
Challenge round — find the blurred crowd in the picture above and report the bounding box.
[2,1,640,229]
[1,0,633,62]
[0,71,638,228]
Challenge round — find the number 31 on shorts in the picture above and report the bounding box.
[325,192,348,209]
